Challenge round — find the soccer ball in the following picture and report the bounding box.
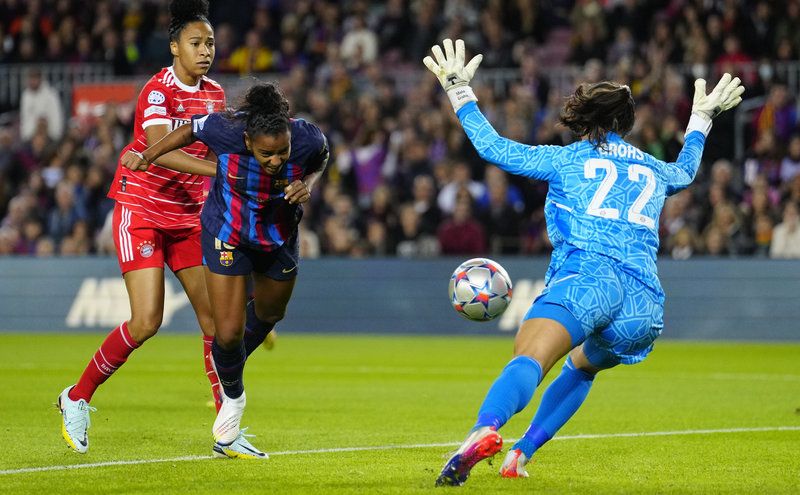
[448,258,513,322]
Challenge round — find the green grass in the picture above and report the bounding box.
[0,333,798,494]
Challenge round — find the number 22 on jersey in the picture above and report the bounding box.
[584,158,656,229]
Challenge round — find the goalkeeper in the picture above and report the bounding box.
[424,39,744,486]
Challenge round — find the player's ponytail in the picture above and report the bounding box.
[169,0,210,41]
[560,81,635,147]
[239,83,290,138]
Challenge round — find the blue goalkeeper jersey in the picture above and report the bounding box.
[191,112,328,251]
[457,101,706,293]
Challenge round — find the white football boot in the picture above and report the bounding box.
[57,386,96,454]
[212,390,246,445]
[213,427,268,460]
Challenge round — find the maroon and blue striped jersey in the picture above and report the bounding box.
[191,112,328,251]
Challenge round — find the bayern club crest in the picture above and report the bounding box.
[138,241,155,258]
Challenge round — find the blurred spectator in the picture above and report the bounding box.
[780,135,800,185]
[339,14,378,70]
[394,203,439,258]
[770,202,800,258]
[437,191,486,255]
[376,0,412,61]
[228,30,274,75]
[715,35,756,86]
[669,227,700,260]
[752,82,796,144]
[211,23,236,73]
[703,225,729,257]
[752,214,774,257]
[35,236,56,257]
[299,219,321,259]
[14,217,43,255]
[20,68,63,141]
[744,131,783,187]
[411,174,441,236]
[437,161,486,215]
[47,182,86,246]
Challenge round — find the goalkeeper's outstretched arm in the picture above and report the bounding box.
[423,39,559,181]
[664,73,745,194]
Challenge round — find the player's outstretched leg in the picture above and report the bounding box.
[436,356,542,486]
[500,356,597,478]
[57,386,96,454]
[436,426,503,486]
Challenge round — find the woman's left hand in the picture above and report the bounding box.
[284,180,311,204]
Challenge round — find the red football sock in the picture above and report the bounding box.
[69,322,140,402]
[203,335,223,412]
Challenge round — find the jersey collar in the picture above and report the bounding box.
[167,66,201,93]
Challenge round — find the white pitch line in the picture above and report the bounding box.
[2,426,799,476]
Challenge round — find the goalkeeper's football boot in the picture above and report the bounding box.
[213,390,246,444]
[57,385,96,454]
[435,426,503,486]
[499,448,530,478]
[213,427,268,460]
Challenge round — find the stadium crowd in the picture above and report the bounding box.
[1,0,800,259]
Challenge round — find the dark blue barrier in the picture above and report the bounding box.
[0,257,798,340]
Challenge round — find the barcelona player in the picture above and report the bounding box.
[57,0,226,454]
[424,39,744,485]
[121,82,329,459]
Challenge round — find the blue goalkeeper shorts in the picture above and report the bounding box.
[524,251,664,367]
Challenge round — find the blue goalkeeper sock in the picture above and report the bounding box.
[474,356,542,431]
[513,357,595,457]
[243,299,275,357]
[211,338,246,399]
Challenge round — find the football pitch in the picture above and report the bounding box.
[0,333,798,494]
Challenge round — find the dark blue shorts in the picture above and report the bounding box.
[201,229,299,280]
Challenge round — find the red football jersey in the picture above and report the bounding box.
[108,66,225,229]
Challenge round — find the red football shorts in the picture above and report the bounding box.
[112,203,202,274]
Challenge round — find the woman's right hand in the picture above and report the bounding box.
[121,150,150,171]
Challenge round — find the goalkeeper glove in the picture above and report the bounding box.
[687,73,745,136]
[423,38,483,112]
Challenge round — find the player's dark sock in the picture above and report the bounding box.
[474,356,542,430]
[211,338,246,399]
[243,299,275,357]
[69,321,140,402]
[514,357,595,457]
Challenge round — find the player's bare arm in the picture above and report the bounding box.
[122,123,216,176]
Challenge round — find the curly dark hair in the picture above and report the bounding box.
[237,83,291,138]
[168,0,210,41]
[560,81,635,147]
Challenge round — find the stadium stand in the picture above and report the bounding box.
[1,0,799,258]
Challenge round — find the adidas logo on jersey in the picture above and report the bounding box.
[177,103,185,113]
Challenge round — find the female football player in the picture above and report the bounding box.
[121,82,329,459]
[424,39,743,485]
[58,0,226,454]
